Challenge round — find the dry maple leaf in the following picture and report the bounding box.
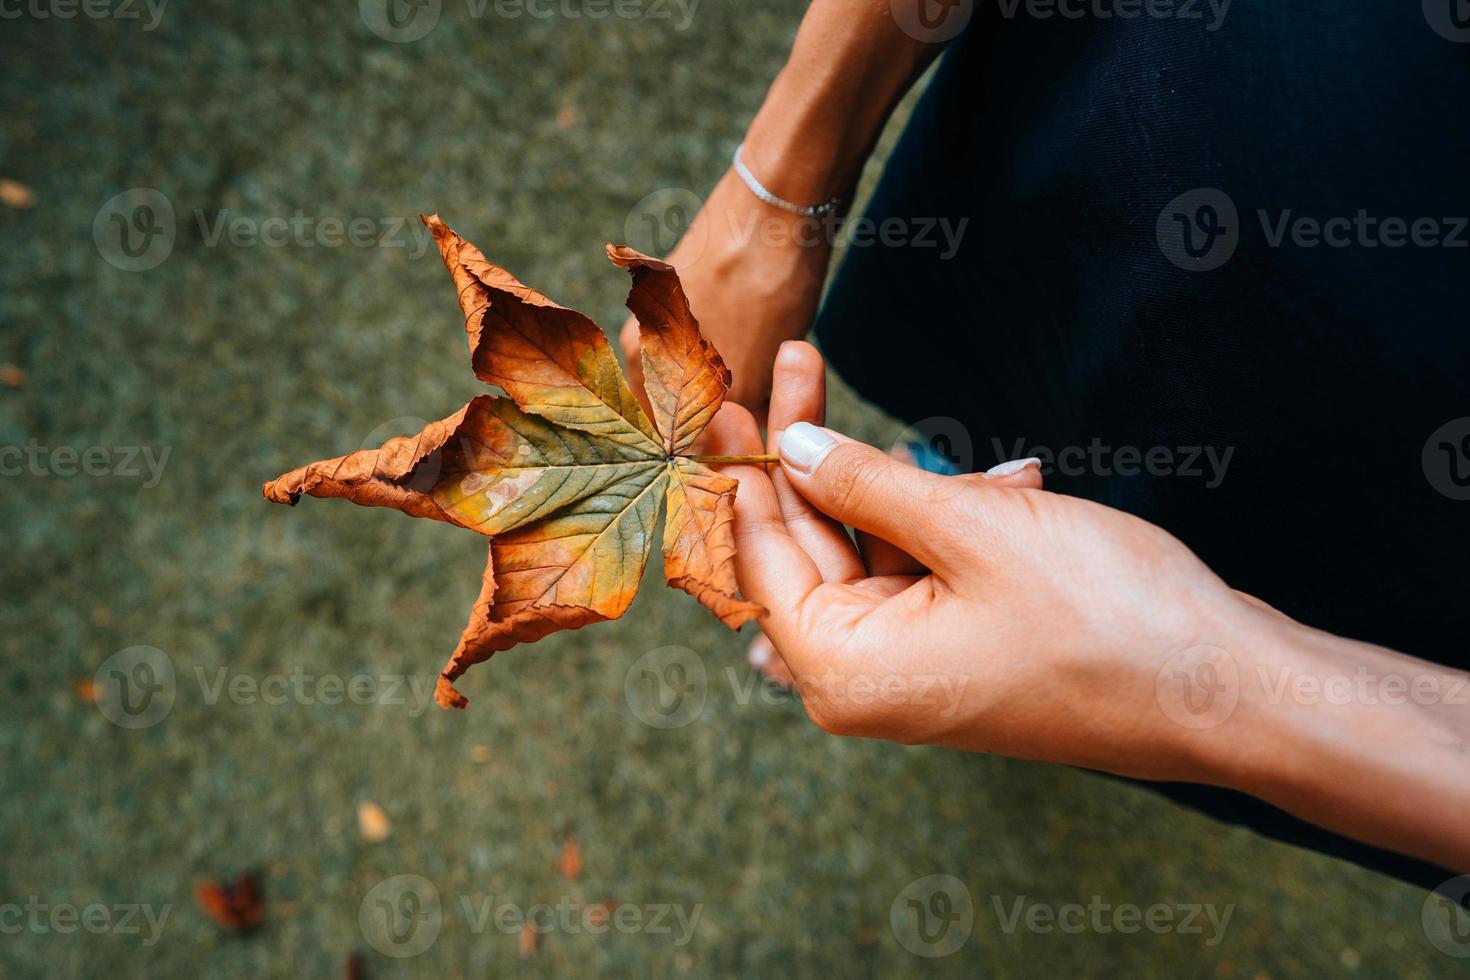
[264,215,770,710]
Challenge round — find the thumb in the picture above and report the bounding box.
[777,422,979,574]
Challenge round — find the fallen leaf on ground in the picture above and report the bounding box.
[195,872,264,932]
[264,215,768,710]
[519,921,537,958]
[0,365,25,387]
[72,678,97,702]
[558,838,583,881]
[357,801,391,842]
[0,179,34,209]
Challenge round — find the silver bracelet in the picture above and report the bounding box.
[732,142,843,218]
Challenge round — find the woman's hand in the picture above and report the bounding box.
[706,342,1242,779]
[708,342,1470,871]
[620,170,833,423]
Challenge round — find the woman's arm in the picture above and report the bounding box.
[740,0,942,204]
[1205,612,1470,872]
[621,1,946,418]
[704,341,1470,873]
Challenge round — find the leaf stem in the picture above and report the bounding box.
[686,454,781,465]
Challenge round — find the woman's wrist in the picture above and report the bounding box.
[1184,601,1470,869]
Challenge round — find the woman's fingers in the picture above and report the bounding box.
[700,402,823,629]
[972,457,1044,490]
[856,532,928,577]
[765,342,866,583]
[778,424,989,576]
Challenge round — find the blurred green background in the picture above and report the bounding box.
[0,1,1458,977]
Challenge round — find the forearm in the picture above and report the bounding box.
[741,0,945,203]
[1189,602,1470,871]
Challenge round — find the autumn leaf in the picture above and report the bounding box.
[264,215,769,710]
[195,872,265,932]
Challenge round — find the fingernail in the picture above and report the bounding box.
[983,457,1041,479]
[780,422,838,475]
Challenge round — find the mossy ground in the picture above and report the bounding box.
[0,3,1456,977]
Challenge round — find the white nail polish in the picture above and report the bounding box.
[983,457,1041,479]
[780,422,838,475]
